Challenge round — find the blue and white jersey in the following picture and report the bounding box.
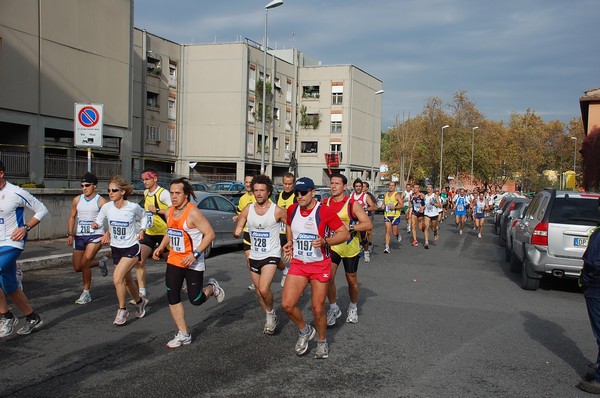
[0,182,48,250]
[453,195,468,216]
[94,201,146,248]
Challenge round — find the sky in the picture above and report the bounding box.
[134,0,600,129]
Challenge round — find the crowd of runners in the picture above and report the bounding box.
[0,158,503,358]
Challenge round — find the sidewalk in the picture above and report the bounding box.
[17,239,111,271]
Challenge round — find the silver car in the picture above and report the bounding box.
[193,191,242,257]
[510,189,600,290]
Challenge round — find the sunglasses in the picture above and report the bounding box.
[81,183,93,188]
[107,188,121,193]
[294,190,310,197]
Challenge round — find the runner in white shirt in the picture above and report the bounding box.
[0,160,48,337]
[234,175,287,335]
[92,175,148,326]
[403,184,413,233]
[423,184,442,249]
[67,172,109,305]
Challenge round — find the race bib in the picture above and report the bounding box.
[426,204,434,212]
[251,230,270,254]
[414,203,421,212]
[295,233,318,260]
[457,204,464,212]
[167,228,185,253]
[109,220,129,241]
[385,204,393,213]
[145,211,154,229]
[77,220,94,236]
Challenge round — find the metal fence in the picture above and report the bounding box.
[0,151,30,177]
[45,154,121,180]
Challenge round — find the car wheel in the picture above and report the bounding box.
[509,247,521,273]
[504,244,511,262]
[204,243,212,258]
[521,256,540,291]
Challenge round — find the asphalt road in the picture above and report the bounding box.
[0,217,596,397]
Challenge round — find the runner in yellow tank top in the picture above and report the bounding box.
[381,181,405,253]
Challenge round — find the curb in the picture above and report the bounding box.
[17,248,112,272]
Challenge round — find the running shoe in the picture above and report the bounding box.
[280,274,286,288]
[383,245,390,254]
[136,297,149,318]
[315,341,329,359]
[208,278,225,303]
[326,307,342,326]
[424,242,429,249]
[459,229,463,235]
[397,234,402,243]
[166,331,192,348]
[478,233,482,239]
[406,225,411,233]
[295,325,316,356]
[364,250,371,263]
[0,316,18,337]
[411,240,418,247]
[130,293,149,306]
[98,256,109,277]
[248,283,256,291]
[113,308,129,325]
[75,291,92,305]
[346,307,358,323]
[434,233,439,241]
[16,314,43,335]
[16,269,23,290]
[263,312,278,335]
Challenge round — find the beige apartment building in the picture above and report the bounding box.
[0,1,383,187]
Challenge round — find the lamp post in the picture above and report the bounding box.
[439,125,450,189]
[371,89,384,187]
[571,136,577,191]
[260,0,283,175]
[470,126,479,188]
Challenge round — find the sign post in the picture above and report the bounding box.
[74,103,104,172]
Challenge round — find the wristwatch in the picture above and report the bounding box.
[193,250,202,259]
[24,225,31,232]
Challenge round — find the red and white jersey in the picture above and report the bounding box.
[351,192,368,211]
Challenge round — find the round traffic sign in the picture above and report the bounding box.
[78,106,100,128]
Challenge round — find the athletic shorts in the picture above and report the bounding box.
[249,257,280,274]
[384,216,401,226]
[165,263,207,306]
[289,259,332,283]
[331,251,360,274]
[243,231,251,251]
[0,246,23,294]
[475,213,486,219]
[426,215,439,222]
[111,243,141,265]
[403,205,409,214]
[73,234,103,251]
[455,211,467,217]
[140,234,166,250]
[412,212,424,219]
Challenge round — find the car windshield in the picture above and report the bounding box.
[548,197,600,226]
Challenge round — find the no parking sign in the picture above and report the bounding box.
[74,103,103,147]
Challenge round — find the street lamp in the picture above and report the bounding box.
[371,89,384,187]
[439,125,450,189]
[260,0,284,175]
[470,126,479,188]
[571,136,577,191]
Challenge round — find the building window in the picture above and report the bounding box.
[273,107,280,120]
[168,98,176,120]
[274,77,281,90]
[330,143,341,153]
[332,84,343,105]
[248,65,256,91]
[302,85,320,99]
[286,80,293,102]
[167,128,176,153]
[147,55,161,74]
[248,100,255,123]
[301,141,318,153]
[146,125,160,142]
[247,132,254,156]
[147,92,159,108]
[330,121,342,133]
[285,109,291,131]
[169,64,177,86]
[273,137,279,150]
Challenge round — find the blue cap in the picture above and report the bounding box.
[294,177,315,191]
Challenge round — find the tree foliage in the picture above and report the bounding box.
[381,91,584,192]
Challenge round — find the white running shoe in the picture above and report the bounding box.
[383,245,390,254]
[0,316,18,337]
[326,307,342,326]
[346,307,358,323]
[315,340,329,359]
[16,315,43,335]
[478,233,482,238]
[113,308,129,326]
[166,331,192,348]
[209,278,225,303]
[98,256,109,277]
[295,325,316,356]
[459,229,463,235]
[364,250,371,263]
[263,312,278,335]
[75,291,92,305]
[397,234,402,243]
[247,283,256,291]
[136,297,149,318]
[280,274,286,288]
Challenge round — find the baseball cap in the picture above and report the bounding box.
[81,172,98,185]
[294,177,315,191]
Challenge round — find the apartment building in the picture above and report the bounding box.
[0,0,133,186]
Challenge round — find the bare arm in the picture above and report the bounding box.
[351,202,373,232]
[233,205,250,238]
[66,196,79,246]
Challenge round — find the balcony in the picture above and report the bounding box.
[325,152,342,167]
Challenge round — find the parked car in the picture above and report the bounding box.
[510,189,600,290]
[191,182,209,191]
[313,188,332,202]
[209,181,244,192]
[376,193,385,213]
[498,198,531,245]
[505,203,530,266]
[192,192,242,257]
[494,194,516,234]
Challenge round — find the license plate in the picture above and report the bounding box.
[574,238,588,247]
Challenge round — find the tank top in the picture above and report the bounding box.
[291,202,326,263]
[247,202,281,260]
[455,195,467,215]
[384,192,400,217]
[166,203,205,271]
[76,194,105,236]
[144,186,169,236]
[411,194,425,214]
[324,197,360,258]
[403,190,412,207]
[475,199,486,215]
[277,191,295,234]
[424,194,439,217]
[352,192,368,211]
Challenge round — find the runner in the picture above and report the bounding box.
[152,178,224,348]
[472,190,488,238]
[453,188,469,235]
[410,184,426,246]
[281,177,349,359]
[440,187,450,221]
[66,172,109,304]
[324,174,372,326]
[403,183,413,233]
[92,176,148,326]
[362,181,378,255]
[234,174,286,335]
[381,181,404,253]
[423,184,442,249]
[235,175,257,291]
[276,172,296,287]
[350,179,376,262]
[135,168,171,302]
[0,160,48,337]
